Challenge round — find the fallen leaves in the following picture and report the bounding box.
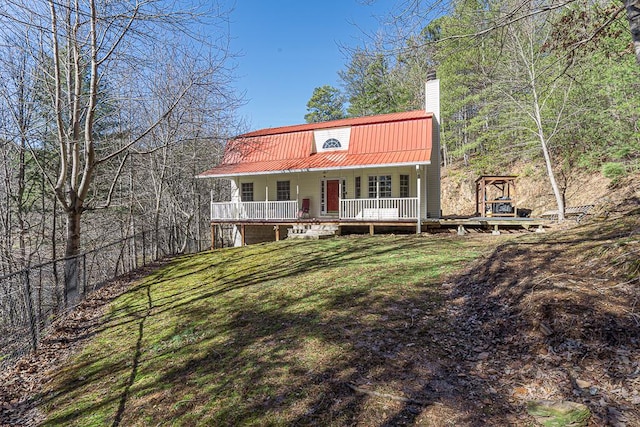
[0,263,162,427]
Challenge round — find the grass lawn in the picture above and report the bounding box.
[39,234,495,426]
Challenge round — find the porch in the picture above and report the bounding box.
[206,165,437,246]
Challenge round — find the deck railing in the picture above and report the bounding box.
[340,198,419,220]
[211,201,298,220]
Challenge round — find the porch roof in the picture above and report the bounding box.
[197,110,433,178]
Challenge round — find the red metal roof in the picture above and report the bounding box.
[198,110,433,178]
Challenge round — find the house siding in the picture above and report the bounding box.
[228,166,430,221]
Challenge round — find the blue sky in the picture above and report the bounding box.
[226,1,396,131]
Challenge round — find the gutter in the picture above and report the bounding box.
[195,161,432,179]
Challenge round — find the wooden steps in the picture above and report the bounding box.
[287,224,339,240]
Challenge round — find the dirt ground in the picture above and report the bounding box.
[339,193,639,425]
[1,179,638,426]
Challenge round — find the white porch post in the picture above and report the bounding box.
[234,179,240,220]
[265,186,269,219]
[376,178,380,211]
[416,165,421,234]
[338,179,343,219]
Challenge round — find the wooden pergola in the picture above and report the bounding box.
[475,175,517,217]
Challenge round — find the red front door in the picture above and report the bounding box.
[327,180,340,212]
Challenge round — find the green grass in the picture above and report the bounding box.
[40,234,495,426]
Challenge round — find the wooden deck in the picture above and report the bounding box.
[429,216,548,228]
[210,215,550,247]
[541,205,594,222]
[426,216,549,235]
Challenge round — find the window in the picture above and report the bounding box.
[322,138,341,149]
[400,175,410,198]
[368,176,377,198]
[355,176,361,199]
[241,182,254,201]
[368,175,392,198]
[379,175,392,198]
[276,181,290,201]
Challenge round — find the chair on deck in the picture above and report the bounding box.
[297,198,310,219]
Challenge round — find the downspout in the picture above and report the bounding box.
[424,165,428,219]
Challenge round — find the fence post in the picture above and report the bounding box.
[142,230,147,266]
[52,258,60,310]
[37,267,43,330]
[23,270,38,353]
[82,253,87,295]
[129,234,134,272]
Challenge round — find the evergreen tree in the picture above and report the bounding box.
[340,50,399,117]
[304,85,345,123]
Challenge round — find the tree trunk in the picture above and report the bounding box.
[64,207,81,305]
[52,195,61,309]
[625,0,640,63]
[532,90,565,221]
[538,135,565,221]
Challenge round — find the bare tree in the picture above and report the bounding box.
[492,10,571,220]
[0,0,239,302]
[0,31,49,272]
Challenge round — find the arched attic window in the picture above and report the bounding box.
[322,138,341,149]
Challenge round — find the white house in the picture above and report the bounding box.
[197,80,441,246]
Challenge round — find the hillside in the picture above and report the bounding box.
[440,163,615,217]
[0,176,638,426]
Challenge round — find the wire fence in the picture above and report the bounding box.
[0,227,204,367]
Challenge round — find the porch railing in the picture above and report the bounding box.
[211,198,419,221]
[211,200,298,220]
[340,198,419,220]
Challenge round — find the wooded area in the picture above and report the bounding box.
[306,0,640,220]
[0,1,240,283]
[0,1,245,363]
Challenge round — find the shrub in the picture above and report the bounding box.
[601,162,627,181]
